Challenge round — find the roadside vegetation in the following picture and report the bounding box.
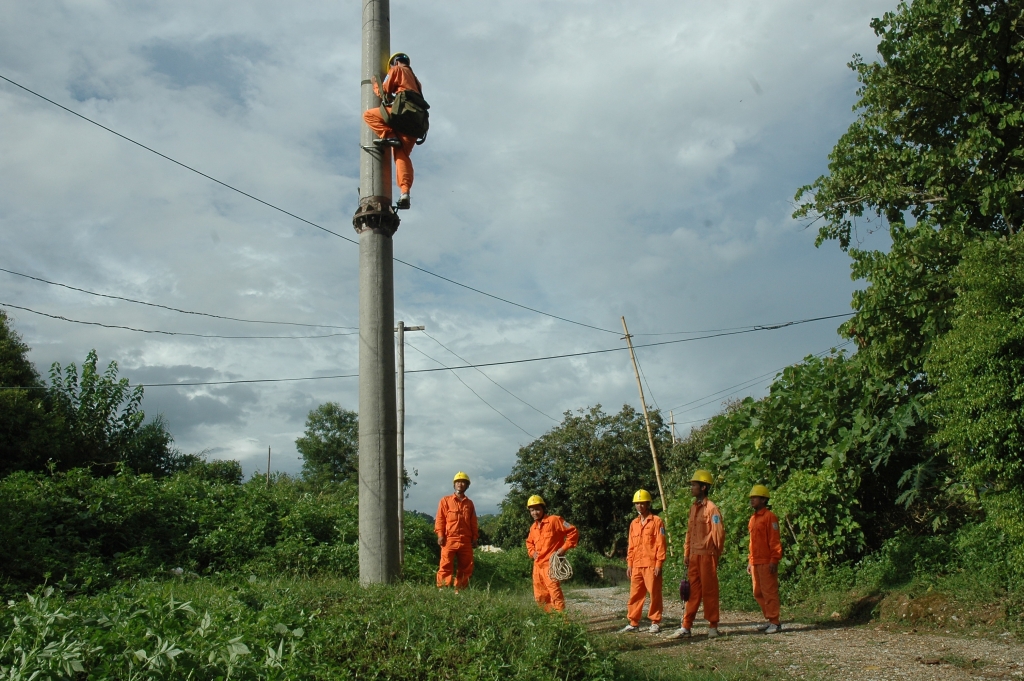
[1,578,614,680]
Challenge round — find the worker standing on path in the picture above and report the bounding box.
[362,52,428,210]
[620,489,668,633]
[748,484,783,633]
[525,495,579,612]
[671,470,725,639]
[435,472,478,592]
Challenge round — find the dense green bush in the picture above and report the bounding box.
[0,469,449,597]
[0,467,609,599]
[0,577,617,680]
[928,234,1024,489]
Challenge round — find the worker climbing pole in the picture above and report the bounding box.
[362,52,429,210]
[353,0,401,585]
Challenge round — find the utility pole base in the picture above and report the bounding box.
[358,228,400,585]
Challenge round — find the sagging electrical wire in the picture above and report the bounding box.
[0,302,357,339]
[665,340,855,416]
[633,349,661,412]
[404,339,535,439]
[423,331,558,422]
[0,267,356,329]
[0,312,854,389]
[0,73,621,337]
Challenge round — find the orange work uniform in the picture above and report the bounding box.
[626,512,667,626]
[683,498,725,629]
[748,508,783,625]
[435,493,478,590]
[362,63,422,194]
[526,514,579,612]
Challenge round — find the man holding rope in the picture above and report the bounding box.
[525,495,579,613]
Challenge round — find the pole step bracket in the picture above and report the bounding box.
[353,195,400,235]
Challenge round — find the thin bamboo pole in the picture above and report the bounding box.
[621,316,673,555]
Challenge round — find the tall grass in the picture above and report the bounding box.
[0,576,618,680]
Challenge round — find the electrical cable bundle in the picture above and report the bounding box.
[548,552,573,581]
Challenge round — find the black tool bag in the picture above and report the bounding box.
[381,89,430,143]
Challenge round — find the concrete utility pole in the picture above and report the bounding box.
[353,0,401,585]
[669,411,677,445]
[621,316,674,555]
[394,321,425,568]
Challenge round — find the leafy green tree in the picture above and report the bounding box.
[296,402,358,483]
[794,0,1024,382]
[47,350,146,472]
[122,415,201,477]
[671,352,935,567]
[184,458,244,485]
[492,405,669,556]
[927,234,1024,488]
[0,311,53,475]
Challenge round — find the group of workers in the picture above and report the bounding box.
[432,468,783,636]
[618,470,782,638]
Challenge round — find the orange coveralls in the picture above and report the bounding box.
[526,514,579,612]
[748,508,783,625]
[362,63,422,194]
[683,498,725,629]
[435,493,478,589]
[626,513,667,626]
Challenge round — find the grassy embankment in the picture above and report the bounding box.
[0,468,657,680]
[1,468,1017,679]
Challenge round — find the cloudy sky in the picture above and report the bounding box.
[0,0,894,514]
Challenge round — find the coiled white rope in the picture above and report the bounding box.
[548,552,573,581]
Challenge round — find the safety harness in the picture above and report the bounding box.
[379,85,430,145]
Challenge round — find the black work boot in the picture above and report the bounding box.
[373,137,403,148]
[396,193,411,210]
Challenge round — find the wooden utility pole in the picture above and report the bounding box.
[394,321,425,568]
[621,316,673,554]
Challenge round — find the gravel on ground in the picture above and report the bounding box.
[565,586,1024,680]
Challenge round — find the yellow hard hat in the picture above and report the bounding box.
[526,494,546,508]
[749,484,771,498]
[389,52,410,67]
[690,469,714,485]
[453,471,470,484]
[633,489,653,503]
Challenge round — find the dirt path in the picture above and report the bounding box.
[565,586,1024,680]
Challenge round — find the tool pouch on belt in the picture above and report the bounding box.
[679,579,690,602]
[380,90,430,143]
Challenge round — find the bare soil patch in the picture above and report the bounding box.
[565,586,1024,680]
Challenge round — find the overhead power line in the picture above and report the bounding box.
[633,349,661,412]
[0,73,620,336]
[632,321,838,337]
[664,340,855,417]
[0,325,853,392]
[0,267,356,329]
[423,331,558,422]
[0,302,357,339]
[404,339,535,438]
[107,311,854,387]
